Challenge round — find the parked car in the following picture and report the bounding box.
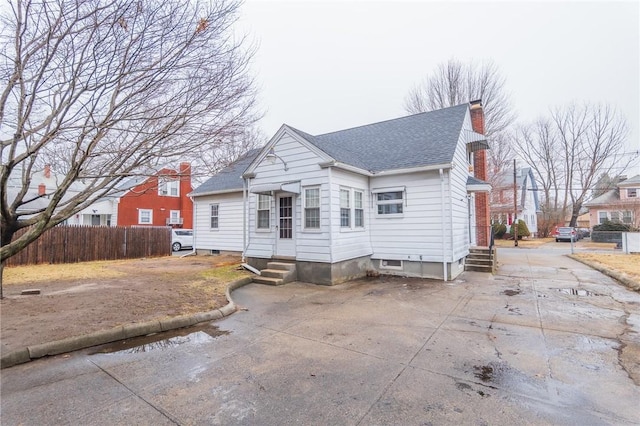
[553,227,578,242]
[171,229,193,251]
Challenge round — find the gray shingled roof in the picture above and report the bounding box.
[584,189,619,206]
[191,148,261,196]
[290,104,469,173]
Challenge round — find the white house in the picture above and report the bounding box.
[489,167,540,236]
[191,101,491,284]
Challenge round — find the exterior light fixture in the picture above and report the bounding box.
[266,148,288,171]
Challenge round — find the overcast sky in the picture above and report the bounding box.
[237,0,640,173]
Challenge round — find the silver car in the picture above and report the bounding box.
[554,227,577,242]
[171,229,193,251]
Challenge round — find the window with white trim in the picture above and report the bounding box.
[598,211,608,224]
[354,190,364,227]
[340,189,350,227]
[138,209,152,224]
[623,210,633,224]
[210,204,219,229]
[628,188,638,198]
[257,194,271,229]
[611,211,620,223]
[380,259,403,270]
[304,187,320,229]
[169,210,181,225]
[158,178,179,197]
[376,191,404,215]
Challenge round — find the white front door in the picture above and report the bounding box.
[276,195,295,257]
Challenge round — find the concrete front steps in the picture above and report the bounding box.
[253,261,297,286]
[465,247,497,273]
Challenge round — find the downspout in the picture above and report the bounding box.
[242,178,247,262]
[328,167,334,263]
[181,195,196,258]
[440,168,447,281]
[449,169,455,267]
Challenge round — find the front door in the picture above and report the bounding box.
[276,195,295,257]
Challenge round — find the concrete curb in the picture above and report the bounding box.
[1,276,254,369]
[568,255,640,292]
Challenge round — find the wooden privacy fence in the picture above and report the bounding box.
[5,226,171,267]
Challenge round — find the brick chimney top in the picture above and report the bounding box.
[38,183,46,196]
[44,164,51,178]
[470,99,482,109]
[469,99,485,135]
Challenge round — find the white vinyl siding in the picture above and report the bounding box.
[330,170,371,262]
[193,193,244,252]
[245,131,331,262]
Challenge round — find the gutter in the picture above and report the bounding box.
[440,168,447,282]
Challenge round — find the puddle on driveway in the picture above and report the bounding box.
[555,288,599,296]
[89,324,229,355]
[502,289,521,296]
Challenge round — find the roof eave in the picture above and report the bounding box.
[189,188,243,198]
[373,163,453,176]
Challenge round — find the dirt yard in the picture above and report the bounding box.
[1,255,249,355]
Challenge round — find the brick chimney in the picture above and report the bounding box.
[38,183,46,195]
[470,100,490,247]
[44,164,51,179]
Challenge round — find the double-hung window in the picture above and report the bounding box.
[210,204,219,229]
[376,190,404,215]
[138,209,152,224]
[354,190,364,227]
[158,178,179,197]
[257,195,271,229]
[628,188,638,198]
[340,189,350,227]
[623,211,633,224]
[304,187,320,229]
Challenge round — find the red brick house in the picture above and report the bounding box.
[116,162,193,229]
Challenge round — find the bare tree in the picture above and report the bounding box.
[404,58,516,137]
[514,119,564,236]
[516,103,630,231]
[0,0,259,272]
[487,130,515,176]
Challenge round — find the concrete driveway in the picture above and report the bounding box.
[2,248,639,425]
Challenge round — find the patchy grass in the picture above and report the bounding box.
[579,241,618,249]
[3,261,125,285]
[494,238,554,248]
[572,253,640,279]
[571,253,640,290]
[200,263,249,283]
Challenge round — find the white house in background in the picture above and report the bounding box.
[489,167,540,236]
[191,102,492,284]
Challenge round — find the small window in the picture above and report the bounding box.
[257,194,271,229]
[169,210,181,225]
[376,191,404,215]
[598,211,608,224]
[380,259,403,270]
[628,188,637,198]
[340,189,350,227]
[611,211,620,223]
[354,190,364,227]
[138,209,152,224]
[158,178,179,197]
[304,187,320,229]
[623,211,633,224]
[210,204,219,229]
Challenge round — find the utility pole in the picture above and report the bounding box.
[513,159,518,247]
